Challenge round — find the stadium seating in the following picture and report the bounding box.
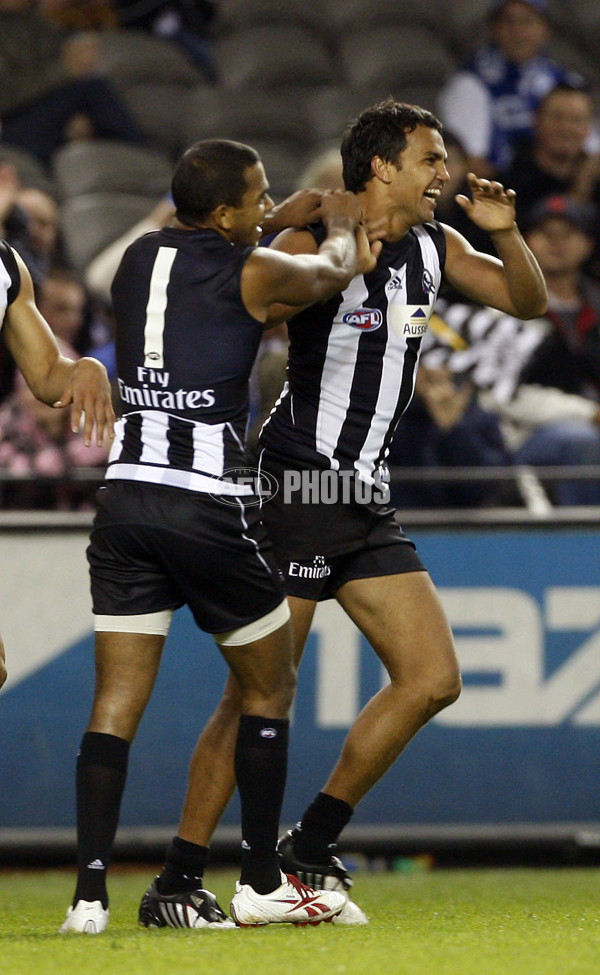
[99,28,204,88]
[336,25,456,90]
[11,0,597,285]
[0,144,57,196]
[322,0,444,33]
[214,25,337,90]
[60,192,161,275]
[51,140,173,202]
[217,0,327,36]
[182,87,314,150]
[98,29,207,157]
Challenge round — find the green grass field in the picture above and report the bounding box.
[1,865,599,975]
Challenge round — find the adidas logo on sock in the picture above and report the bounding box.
[87,859,106,870]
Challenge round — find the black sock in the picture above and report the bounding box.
[235,714,289,894]
[73,732,129,909]
[293,792,354,863]
[157,836,210,895]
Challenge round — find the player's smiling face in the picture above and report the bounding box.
[389,126,449,228]
[230,162,274,246]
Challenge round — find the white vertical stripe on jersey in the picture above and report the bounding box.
[315,274,369,468]
[107,416,125,464]
[355,229,442,483]
[139,410,170,464]
[192,421,225,476]
[413,225,444,292]
[0,258,11,327]
[355,266,409,483]
[143,246,177,368]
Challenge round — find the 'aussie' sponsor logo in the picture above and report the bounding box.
[343,307,383,331]
[403,307,429,336]
[389,304,432,338]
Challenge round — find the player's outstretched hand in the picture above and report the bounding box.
[455,173,517,233]
[54,357,115,447]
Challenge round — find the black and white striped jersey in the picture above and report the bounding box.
[259,222,446,483]
[0,240,21,327]
[107,226,264,495]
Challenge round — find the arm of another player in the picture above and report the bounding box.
[3,250,115,446]
[243,191,379,322]
[443,174,547,319]
[259,188,323,238]
[260,204,381,327]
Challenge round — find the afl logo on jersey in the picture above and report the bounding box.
[343,307,383,331]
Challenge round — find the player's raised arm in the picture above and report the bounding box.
[444,173,547,318]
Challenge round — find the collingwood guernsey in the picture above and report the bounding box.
[0,240,21,325]
[260,221,446,484]
[108,226,264,495]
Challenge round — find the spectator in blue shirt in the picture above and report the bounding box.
[438,0,588,176]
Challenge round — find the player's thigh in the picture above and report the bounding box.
[288,595,318,666]
[336,571,458,684]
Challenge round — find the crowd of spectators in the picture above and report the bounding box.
[1,0,600,510]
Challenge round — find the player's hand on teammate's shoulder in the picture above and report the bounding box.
[355,225,382,275]
[455,173,517,234]
[319,189,363,229]
[263,189,323,237]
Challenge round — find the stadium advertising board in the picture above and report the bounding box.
[0,526,599,829]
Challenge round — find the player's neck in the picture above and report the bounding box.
[360,191,411,243]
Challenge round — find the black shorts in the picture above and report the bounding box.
[258,452,426,601]
[87,480,285,634]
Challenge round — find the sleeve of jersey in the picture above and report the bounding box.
[0,239,21,304]
[429,222,448,276]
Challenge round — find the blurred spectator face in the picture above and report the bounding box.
[17,188,59,257]
[38,273,86,347]
[534,89,593,160]
[526,216,594,275]
[490,1,550,63]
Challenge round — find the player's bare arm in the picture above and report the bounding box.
[444,173,547,318]
[243,190,367,321]
[259,188,323,238]
[3,250,115,446]
[261,208,381,328]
